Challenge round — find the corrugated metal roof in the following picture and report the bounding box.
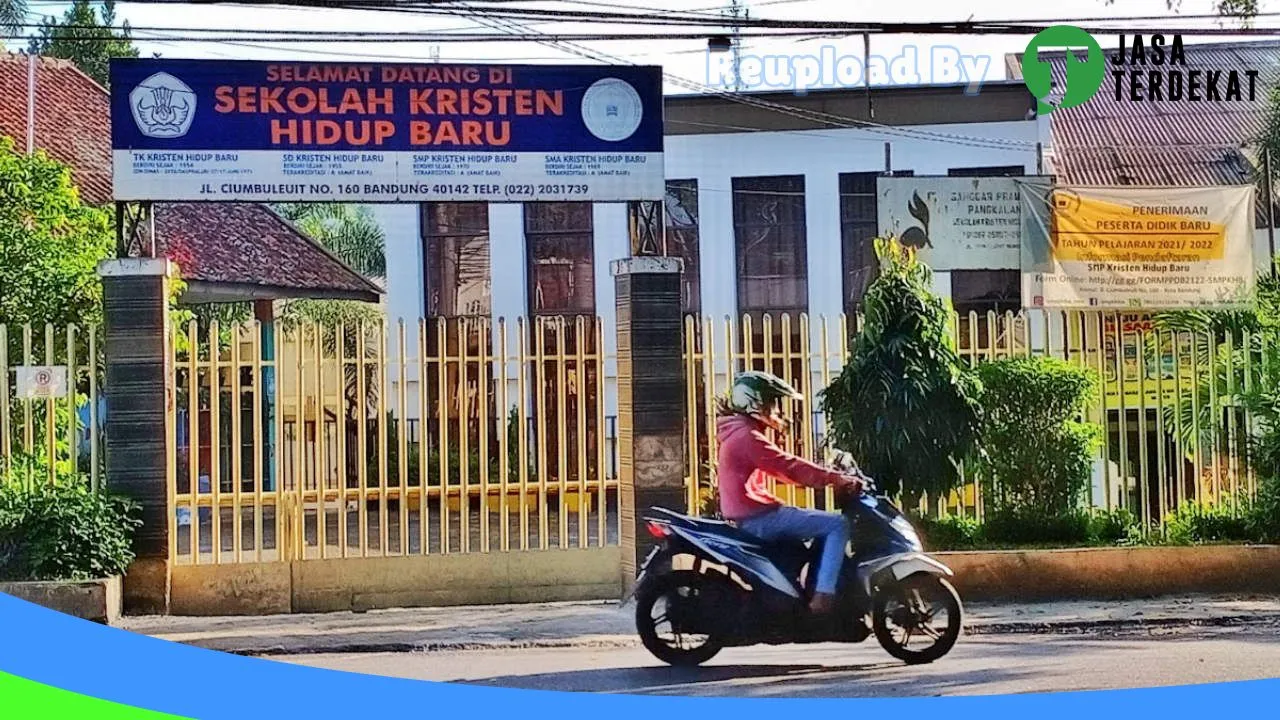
[1042,40,1280,189]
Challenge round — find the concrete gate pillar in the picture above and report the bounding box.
[98,258,178,614]
[611,257,685,594]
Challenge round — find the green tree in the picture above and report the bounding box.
[1152,272,1280,471]
[274,203,387,279]
[819,237,982,503]
[1106,1,1257,17]
[0,137,114,332]
[1,0,25,37]
[28,0,139,88]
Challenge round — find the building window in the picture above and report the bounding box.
[523,203,598,486]
[840,170,914,313]
[423,203,491,317]
[839,172,878,313]
[525,202,594,316]
[952,270,1020,315]
[421,203,492,465]
[666,180,701,315]
[947,165,1025,177]
[732,175,807,320]
[952,269,1023,356]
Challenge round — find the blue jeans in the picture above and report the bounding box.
[739,506,850,595]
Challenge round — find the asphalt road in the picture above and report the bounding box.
[270,624,1280,697]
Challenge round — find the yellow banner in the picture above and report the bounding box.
[1022,184,1255,310]
[1052,193,1228,263]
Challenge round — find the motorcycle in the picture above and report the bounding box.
[625,453,962,667]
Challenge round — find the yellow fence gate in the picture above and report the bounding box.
[168,316,619,567]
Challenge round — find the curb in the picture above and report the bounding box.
[187,613,1280,657]
[967,613,1280,635]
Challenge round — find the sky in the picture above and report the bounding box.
[16,0,1280,94]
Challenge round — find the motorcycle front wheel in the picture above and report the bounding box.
[635,570,726,667]
[872,574,963,665]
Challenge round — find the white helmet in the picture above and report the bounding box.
[725,370,803,433]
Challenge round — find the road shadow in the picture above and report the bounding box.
[466,658,1045,697]
[461,633,1151,697]
[467,662,892,694]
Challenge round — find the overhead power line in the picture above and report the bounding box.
[0,23,870,40]
[65,0,1280,35]
[446,2,1036,151]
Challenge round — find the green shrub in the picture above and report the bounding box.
[1164,500,1256,545]
[1088,507,1143,544]
[1242,378,1280,542]
[976,357,1101,519]
[1250,474,1280,542]
[0,480,140,581]
[915,513,981,551]
[982,507,1093,546]
[698,486,721,519]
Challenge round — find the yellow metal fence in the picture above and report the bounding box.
[3,308,1267,565]
[170,316,617,565]
[683,310,1267,529]
[0,323,103,490]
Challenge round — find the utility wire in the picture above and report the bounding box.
[74,0,1280,34]
[448,2,1036,150]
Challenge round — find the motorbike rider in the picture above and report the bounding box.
[715,370,864,616]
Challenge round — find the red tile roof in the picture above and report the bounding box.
[155,203,382,299]
[0,54,113,203]
[0,53,381,302]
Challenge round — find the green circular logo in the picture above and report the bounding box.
[1022,25,1105,114]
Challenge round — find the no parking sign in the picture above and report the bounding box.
[15,366,68,399]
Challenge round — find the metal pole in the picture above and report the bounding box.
[26,53,35,155]
[115,201,127,258]
[1265,148,1276,278]
[863,33,874,120]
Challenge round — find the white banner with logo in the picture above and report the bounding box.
[1021,183,1256,309]
[876,176,1027,270]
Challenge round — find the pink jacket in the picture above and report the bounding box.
[714,414,847,521]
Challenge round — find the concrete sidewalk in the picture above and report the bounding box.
[119,595,1280,656]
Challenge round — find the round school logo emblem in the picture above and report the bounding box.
[129,72,197,139]
[580,78,643,142]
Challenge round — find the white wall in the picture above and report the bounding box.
[488,203,528,418]
[375,204,425,423]
[593,203,628,421]
[654,120,1040,400]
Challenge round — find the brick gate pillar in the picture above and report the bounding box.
[99,258,178,614]
[611,257,685,594]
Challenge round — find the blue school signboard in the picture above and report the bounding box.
[110,59,665,202]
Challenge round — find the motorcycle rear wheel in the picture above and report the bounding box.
[872,574,963,665]
[635,570,726,667]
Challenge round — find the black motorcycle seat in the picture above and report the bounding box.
[643,506,775,547]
